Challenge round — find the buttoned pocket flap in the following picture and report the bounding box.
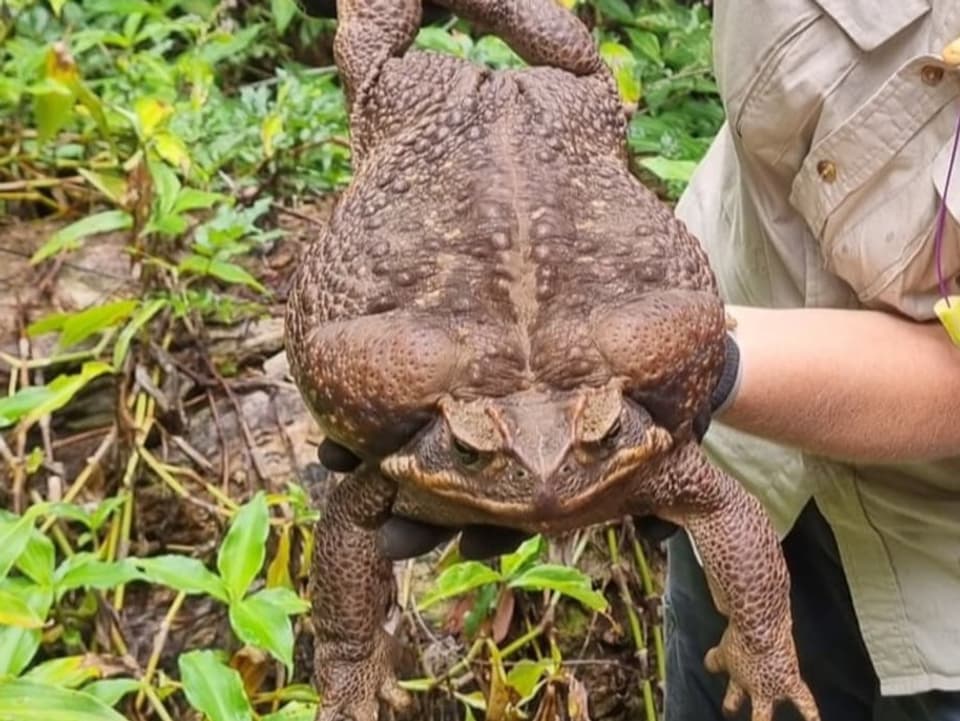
[814,0,930,52]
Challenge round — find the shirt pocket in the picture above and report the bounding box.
[789,58,960,319]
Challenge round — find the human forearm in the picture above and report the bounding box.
[718,305,960,463]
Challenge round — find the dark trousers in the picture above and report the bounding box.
[663,501,960,721]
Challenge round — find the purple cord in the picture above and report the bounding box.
[935,103,960,307]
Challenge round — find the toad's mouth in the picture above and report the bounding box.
[380,425,675,530]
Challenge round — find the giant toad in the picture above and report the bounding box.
[284,2,820,720]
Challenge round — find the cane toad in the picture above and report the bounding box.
[284,2,820,720]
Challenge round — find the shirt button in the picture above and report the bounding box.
[921,64,945,86]
[817,160,837,183]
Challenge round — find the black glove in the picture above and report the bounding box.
[693,332,741,442]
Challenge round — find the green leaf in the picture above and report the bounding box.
[0,388,53,430]
[499,534,544,579]
[229,594,295,670]
[0,507,45,581]
[54,555,143,594]
[261,702,316,721]
[0,679,126,721]
[20,362,114,428]
[15,529,55,586]
[0,590,44,628]
[58,300,138,350]
[624,28,662,66]
[178,650,253,721]
[0,582,51,676]
[600,41,641,104]
[639,155,699,183]
[172,188,226,215]
[112,298,168,369]
[81,679,140,708]
[271,0,298,35]
[148,156,180,216]
[134,555,228,602]
[508,564,608,612]
[179,254,267,293]
[49,0,67,15]
[78,169,127,205]
[595,0,635,24]
[505,659,551,701]
[30,211,133,264]
[417,561,502,610]
[217,492,269,602]
[23,656,102,688]
[247,587,309,615]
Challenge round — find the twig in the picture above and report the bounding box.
[135,590,187,711]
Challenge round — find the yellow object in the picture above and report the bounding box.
[943,37,960,66]
[934,296,960,347]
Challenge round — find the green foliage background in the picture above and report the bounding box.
[0,1,723,719]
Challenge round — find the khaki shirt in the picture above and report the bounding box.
[675,0,960,696]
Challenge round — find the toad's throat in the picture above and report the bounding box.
[380,426,674,525]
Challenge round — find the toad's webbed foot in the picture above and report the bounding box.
[651,445,821,721]
[315,633,410,721]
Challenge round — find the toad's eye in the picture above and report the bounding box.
[452,438,481,467]
[601,419,622,446]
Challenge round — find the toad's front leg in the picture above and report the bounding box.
[646,445,821,721]
[310,469,410,721]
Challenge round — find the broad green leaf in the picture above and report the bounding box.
[49,0,67,15]
[178,650,253,721]
[0,582,52,676]
[112,298,168,368]
[500,534,544,579]
[172,188,226,215]
[154,132,190,172]
[505,659,551,701]
[248,587,309,615]
[30,211,133,264]
[15,529,55,586]
[147,156,181,215]
[0,388,53,429]
[600,41,641,105]
[0,508,46,581]
[414,27,471,57]
[624,28,663,66]
[271,0,298,35]
[134,555,228,602]
[78,169,127,205]
[595,0,635,24]
[640,155,699,183]
[508,565,608,612]
[417,562,501,610]
[261,702,316,721]
[23,656,102,688]
[133,97,173,139]
[32,44,79,143]
[179,254,267,293]
[54,555,143,595]
[81,679,140,708]
[20,362,114,428]
[217,492,269,601]
[229,594,295,670]
[0,679,126,721]
[0,590,44,628]
[25,312,70,338]
[58,300,138,350]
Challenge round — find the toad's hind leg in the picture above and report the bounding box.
[649,445,821,721]
[431,0,603,75]
[310,469,410,721]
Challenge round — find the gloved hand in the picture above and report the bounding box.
[314,331,740,561]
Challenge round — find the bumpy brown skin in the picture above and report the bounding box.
[284,2,821,720]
